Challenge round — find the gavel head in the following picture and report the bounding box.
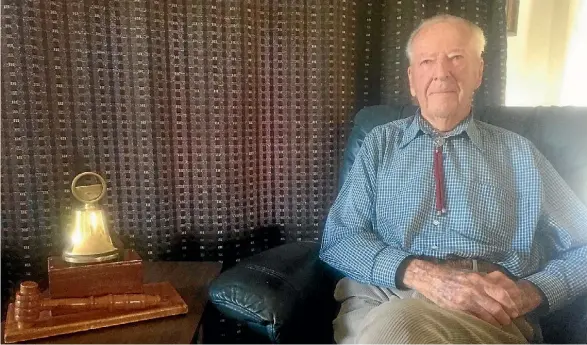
[14,281,41,328]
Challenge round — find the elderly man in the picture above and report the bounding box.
[319,14,587,344]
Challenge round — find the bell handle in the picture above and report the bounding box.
[71,172,107,203]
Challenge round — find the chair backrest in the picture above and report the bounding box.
[340,105,587,206]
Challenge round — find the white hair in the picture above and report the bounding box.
[405,14,486,62]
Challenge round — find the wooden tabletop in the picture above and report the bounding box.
[17,261,222,344]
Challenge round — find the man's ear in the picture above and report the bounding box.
[475,58,484,89]
[408,66,416,97]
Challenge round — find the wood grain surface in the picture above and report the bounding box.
[2,261,222,344]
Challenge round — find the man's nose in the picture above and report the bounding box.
[433,58,451,81]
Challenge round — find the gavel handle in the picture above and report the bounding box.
[40,293,162,312]
[14,281,163,329]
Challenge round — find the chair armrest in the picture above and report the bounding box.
[540,294,587,344]
[208,241,337,343]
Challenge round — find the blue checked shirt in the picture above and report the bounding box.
[320,110,587,312]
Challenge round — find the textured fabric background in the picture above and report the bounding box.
[1,0,506,340]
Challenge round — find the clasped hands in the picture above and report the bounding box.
[402,259,543,327]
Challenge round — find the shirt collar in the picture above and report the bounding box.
[398,113,423,148]
[399,108,484,151]
[465,117,483,151]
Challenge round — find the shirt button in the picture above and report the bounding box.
[433,219,440,226]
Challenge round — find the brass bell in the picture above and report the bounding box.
[62,172,119,264]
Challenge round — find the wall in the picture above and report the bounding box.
[560,0,587,106]
[505,0,580,106]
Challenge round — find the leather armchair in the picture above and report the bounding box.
[209,105,587,343]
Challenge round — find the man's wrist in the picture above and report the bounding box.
[395,256,415,289]
[518,279,546,315]
[400,258,438,291]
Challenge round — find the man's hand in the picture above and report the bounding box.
[401,259,541,327]
[484,271,543,316]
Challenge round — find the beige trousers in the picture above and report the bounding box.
[333,277,535,344]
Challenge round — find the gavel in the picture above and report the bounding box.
[14,281,162,328]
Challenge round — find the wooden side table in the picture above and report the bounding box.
[13,261,222,344]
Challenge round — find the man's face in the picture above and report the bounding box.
[408,21,484,121]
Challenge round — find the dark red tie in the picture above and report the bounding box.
[433,137,446,215]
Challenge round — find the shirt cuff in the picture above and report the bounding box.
[371,246,412,288]
[524,270,569,312]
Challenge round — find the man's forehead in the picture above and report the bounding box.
[413,48,467,57]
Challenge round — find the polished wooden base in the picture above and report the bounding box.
[3,281,188,343]
[48,249,143,298]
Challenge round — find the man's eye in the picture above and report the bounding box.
[451,55,463,60]
[421,59,432,65]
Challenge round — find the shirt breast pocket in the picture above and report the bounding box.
[376,171,430,238]
[455,182,517,246]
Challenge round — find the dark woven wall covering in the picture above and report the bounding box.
[1,1,506,338]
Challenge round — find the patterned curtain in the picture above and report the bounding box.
[1,0,506,337]
[1,0,357,283]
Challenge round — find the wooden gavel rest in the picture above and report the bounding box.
[14,281,162,328]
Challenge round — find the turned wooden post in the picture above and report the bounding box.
[14,281,41,329]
